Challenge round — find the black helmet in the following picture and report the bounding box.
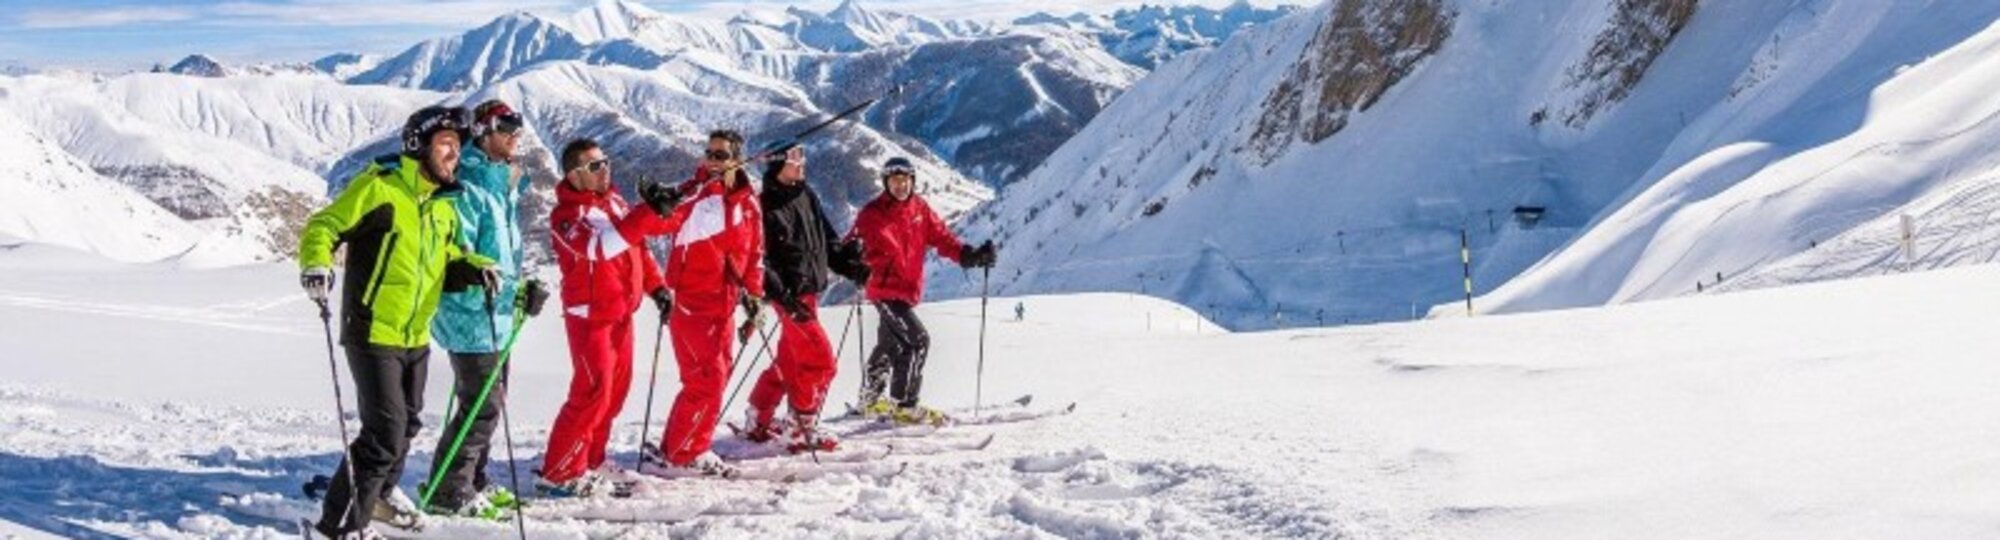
[401,105,471,156]
[881,157,916,181]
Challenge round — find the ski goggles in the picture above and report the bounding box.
[477,102,525,134]
[882,163,917,178]
[573,158,610,174]
[490,113,525,135]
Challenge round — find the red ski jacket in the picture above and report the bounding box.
[664,167,765,301]
[848,194,963,305]
[549,180,665,322]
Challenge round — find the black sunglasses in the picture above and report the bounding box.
[705,149,734,161]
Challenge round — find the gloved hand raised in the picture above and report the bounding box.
[638,181,684,216]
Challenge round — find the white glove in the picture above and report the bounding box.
[301,267,334,302]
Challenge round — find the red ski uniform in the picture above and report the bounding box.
[657,167,765,466]
[540,180,674,483]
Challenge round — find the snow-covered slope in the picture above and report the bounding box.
[1477,1,2000,313]
[955,0,2000,329]
[0,109,201,262]
[0,72,444,265]
[5,239,2000,538]
[1015,1,1302,69]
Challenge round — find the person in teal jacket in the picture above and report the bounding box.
[422,99,548,517]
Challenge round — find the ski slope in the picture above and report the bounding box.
[3,243,1999,538]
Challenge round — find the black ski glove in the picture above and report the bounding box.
[831,240,871,284]
[649,287,672,322]
[959,241,997,269]
[517,279,550,318]
[443,261,499,294]
[638,181,684,216]
[777,294,811,323]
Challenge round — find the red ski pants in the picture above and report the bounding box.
[658,290,736,465]
[747,294,837,423]
[540,315,634,483]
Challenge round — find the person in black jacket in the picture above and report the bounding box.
[742,147,869,452]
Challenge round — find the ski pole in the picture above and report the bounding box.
[314,298,361,531]
[637,317,666,467]
[975,266,990,417]
[718,322,776,428]
[418,289,527,539]
[483,292,528,540]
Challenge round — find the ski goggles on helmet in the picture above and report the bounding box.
[882,162,917,178]
[477,103,525,136]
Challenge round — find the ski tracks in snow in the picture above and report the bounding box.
[0,385,1352,539]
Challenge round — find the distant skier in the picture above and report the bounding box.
[536,137,684,496]
[848,157,997,424]
[1014,301,1025,322]
[739,147,870,452]
[297,106,496,539]
[421,99,544,517]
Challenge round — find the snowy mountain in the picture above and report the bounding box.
[948,0,2000,329]
[308,52,384,80]
[0,108,200,262]
[0,72,443,266]
[779,0,987,53]
[155,54,323,79]
[349,11,586,92]
[785,30,1144,187]
[335,1,1133,190]
[1014,1,1300,69]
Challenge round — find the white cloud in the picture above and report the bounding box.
[205,0,575,27]
[13,6,200,29]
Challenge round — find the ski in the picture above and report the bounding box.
[838,401,1076,439]
[829,393,1033,423]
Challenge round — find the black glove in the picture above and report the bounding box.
[778,294,810,323]
[517,279,550,318]
[831,240,871,283]
[649,287,672,322]
[443,261,498,294]
[960,241,997,269]
[638,181,684,216]
[978,241,999,268]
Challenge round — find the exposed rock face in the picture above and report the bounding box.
[1547,0,1701,128]
[1249,0,1453,162]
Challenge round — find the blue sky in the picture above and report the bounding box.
[0,0,1315,71]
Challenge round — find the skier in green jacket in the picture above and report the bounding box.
[298,105,495,539]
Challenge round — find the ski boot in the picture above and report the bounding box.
[858,397,897,421]
[787,413,840,454]
[641,450,740,479]
[892,404,947,426]
[740,407,786,444]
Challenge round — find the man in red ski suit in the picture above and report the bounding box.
[537,138,685,496]
[652,130,767,475]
